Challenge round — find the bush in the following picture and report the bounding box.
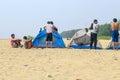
[27,35,34,40]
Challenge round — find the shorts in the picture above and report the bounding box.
[112,30,119,42]
[46,33,53,41]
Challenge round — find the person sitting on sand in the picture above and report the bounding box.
[10,34,23,48]
[23,36,32,49]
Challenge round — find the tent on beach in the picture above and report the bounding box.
[68,29,102,49]
[32,30,65,48]
[106,31,120,49]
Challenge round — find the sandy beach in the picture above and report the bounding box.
[0,39,120,80]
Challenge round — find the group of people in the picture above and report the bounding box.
[10,19,119,50]
[10,34,32,49]
[89,18,119,50]
[10,21,58,48]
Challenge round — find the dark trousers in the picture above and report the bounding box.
[90,33,97,49]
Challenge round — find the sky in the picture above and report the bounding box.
[0,0,120,38]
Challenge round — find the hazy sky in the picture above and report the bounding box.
[0,0,120,38]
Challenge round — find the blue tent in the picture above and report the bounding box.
[32,30,65,48]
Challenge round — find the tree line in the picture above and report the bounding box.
[61,20,120,38]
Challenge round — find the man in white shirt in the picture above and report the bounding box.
[89,19,99,49]
[44,21,54,48]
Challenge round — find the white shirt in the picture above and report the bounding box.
[91,23,99,33]
[45,24,53,33]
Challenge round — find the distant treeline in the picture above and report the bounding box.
[61,29,81,38]
[61,20,120,38]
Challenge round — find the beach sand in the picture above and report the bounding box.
[0,39,120,80]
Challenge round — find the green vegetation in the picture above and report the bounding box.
[98,36,111,40]
[61,20,120,39]
[48,75,53,78]
[98,23,111,36]
[27,35,34,40]
[61,29,81,38]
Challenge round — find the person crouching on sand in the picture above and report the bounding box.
[23,36,32,49]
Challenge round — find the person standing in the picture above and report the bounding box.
[39,28,42,32]
[111,18,119,50]
[50,21,58,33]
[89,19,99,49]
[44,21,54,48]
